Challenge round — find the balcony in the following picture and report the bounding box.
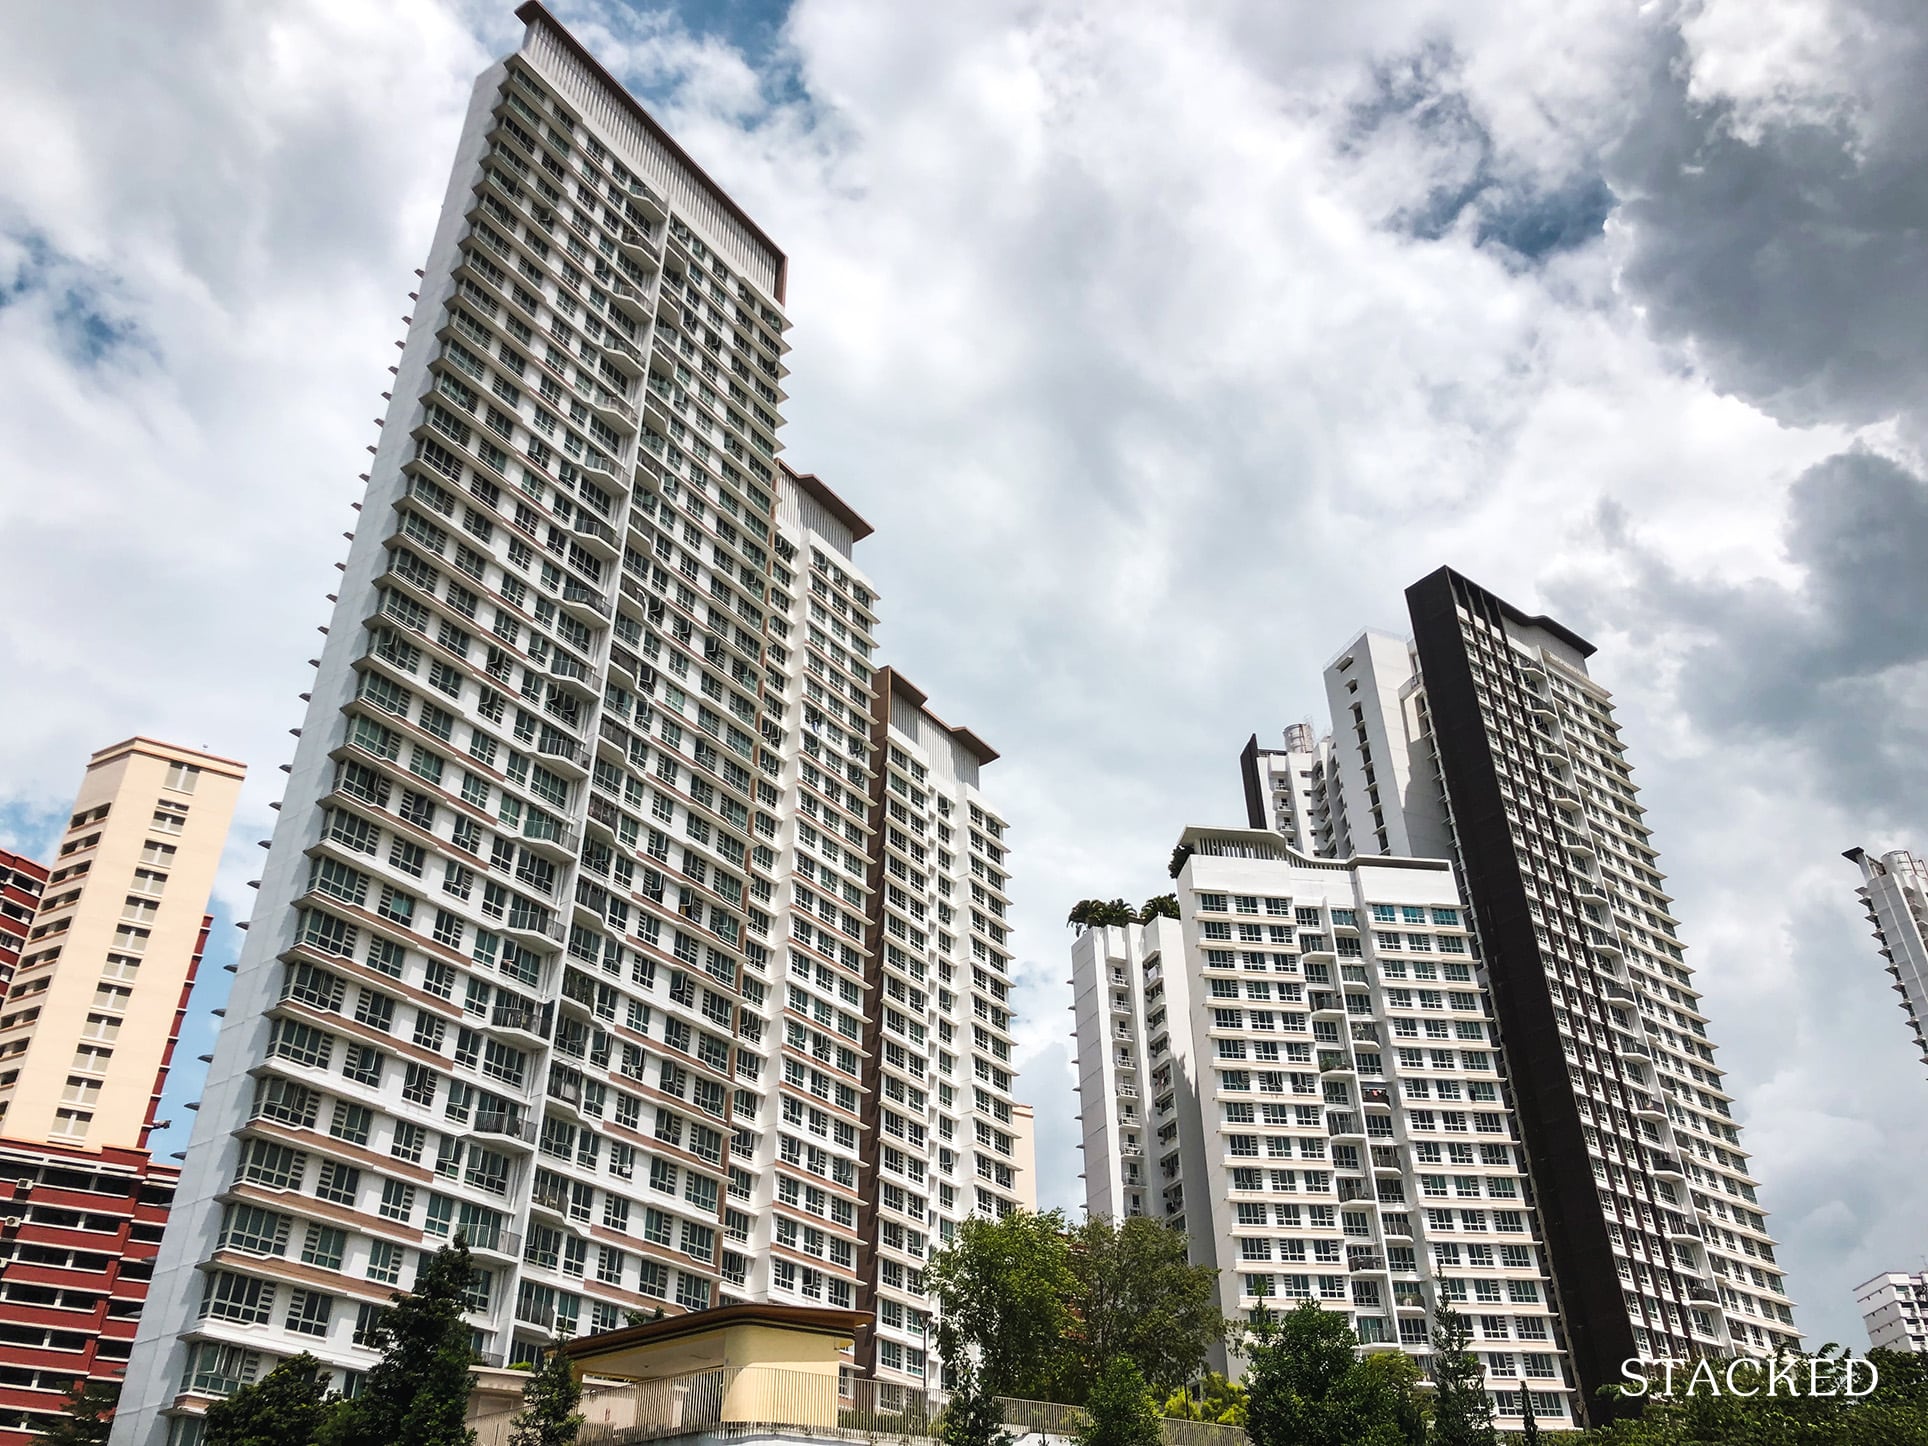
[537,732,590,775]
[592,385,639,431]
[522,814,581,859]
[1687,1283,1719,1304]
[491,1000,553,1043]
[609,277,654,324]
[561,579,613,622]
[457,1221,522,1260]
[474,1109,539,1146]
[503,907,566,948]
[619,223,658,265]
[570,512,621,560]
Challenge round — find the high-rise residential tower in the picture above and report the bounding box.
[860,668,1016,1387]
[1084,568,1794,1424]
[0,850,47,1007]
[1855,1269,1928,1353]
[2,739,244,1150]
[1236,723,1334,857]
[1072,832,1577,1427]
[0,738,239,1442]
[114,11,1019,1443]
[1396,568,1796,1384]
[1844,848,1928,1074]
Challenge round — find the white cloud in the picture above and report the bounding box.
[0,0,1920,1353]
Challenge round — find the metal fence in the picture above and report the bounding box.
[473,1366,1251,1446]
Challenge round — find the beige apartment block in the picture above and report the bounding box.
[1,739,244,1149]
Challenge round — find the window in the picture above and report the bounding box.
[164,762,202,794]
[269,1019,334,1069]
[286,1288,334,1337]
[301,1224,347,1271]
[380,1179,416,1222]
[236,1140,306,1191]
[315,1161,360,1207]
[201,1271,275,1325]
[366,1239,404,1286]
[217,1205,291,1258]
[329,1101,373,1145]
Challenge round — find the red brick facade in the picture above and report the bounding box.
[0,1139,178,1440]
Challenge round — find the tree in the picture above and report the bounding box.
[1079,1358,1162,1446]
[1429,1303,1495,1446]
[202,1354,340,1446]
[1167,845,1194,880]
[1516,1382,1539,1445]
[1063,1215,1223,1402]
[333,1239,479,1446]
[938,1364,1011,1446]
[1137,895,1180,923]
[1160,1373,1246,1426]
[1243,1303,1407,1446]
[507,1338,583,1446]
[41,1379,119,1446]
[1361,1350,1427,1446]
[1067,901,1137,934]
[926,1209,1076,1399]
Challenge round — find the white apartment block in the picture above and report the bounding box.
[1072,830,1575,1426]
[114,9,1019,1444]
[1103,568,1796,1429]
[864,668,1019,1389]
[1845,848,1928,1073]
[1237,723,1334,857]
[1855,1269,1928,1353]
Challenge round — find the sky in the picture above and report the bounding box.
[1,0,1925,1353]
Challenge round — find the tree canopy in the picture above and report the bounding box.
[1137,895,1180,923]
[1428,1303,1496,1446]
[332,1239,479,1446]
[927,1208,1078,1399]
[1243,1303,1413,1446]
[926,1209,1224,1406]
[1063,1214,1225,1401]
[506,1338,584,1446]
[1079,1359,1163,1446]
[41,1380,120,1446]
[203,1353,339,1446]
[1067,900,1138,933]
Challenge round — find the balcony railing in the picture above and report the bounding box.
[472,1368,1251,1446]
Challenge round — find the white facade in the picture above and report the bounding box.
[1157,571,1799,1428]
[1846,848,1928,1074]
[1072,830,1576,1426]
[112,12,1018,1445]
[1237,725,1335,856]
[865,667,1020,1388]
[1855,1269,1928,1353]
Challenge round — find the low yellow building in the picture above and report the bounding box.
[471,1304,881,1445]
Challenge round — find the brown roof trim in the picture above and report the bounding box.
[88,736,248,774]
[512,1,789,304]
[879,668,1000,767]
[782,462,874,543]
[562,1303,872,1365]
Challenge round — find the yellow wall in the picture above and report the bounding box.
[0,739,244,1148]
